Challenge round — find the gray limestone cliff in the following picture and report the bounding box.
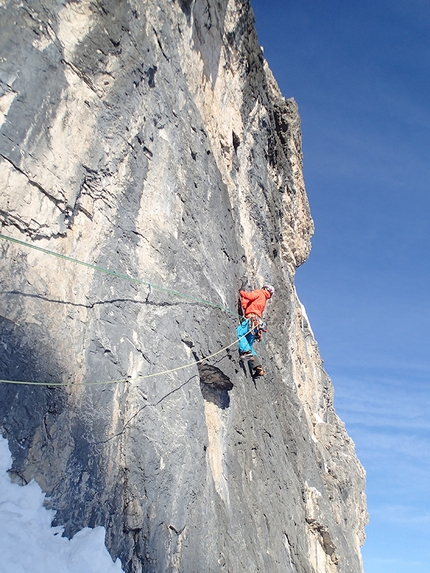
[0,1,367,572]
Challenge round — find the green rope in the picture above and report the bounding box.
[0,233,238,316]
[0,232,251,387]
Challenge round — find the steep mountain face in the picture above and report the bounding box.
[0,1,367,572]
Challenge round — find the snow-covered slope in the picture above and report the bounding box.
[0,436,123,573]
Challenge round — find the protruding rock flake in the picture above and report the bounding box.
[0,1,366,572]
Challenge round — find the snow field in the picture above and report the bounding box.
[0,436,124,573]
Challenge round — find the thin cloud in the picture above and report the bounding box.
[370,505,430,525]
[335,391,430,432]
[364,557,424,567]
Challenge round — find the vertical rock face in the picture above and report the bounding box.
[0,1,367,572]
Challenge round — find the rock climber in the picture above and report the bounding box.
[236,285,274,377]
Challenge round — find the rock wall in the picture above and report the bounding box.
[0,1,367,572]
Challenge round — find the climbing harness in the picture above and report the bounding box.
[0,233,252,387]
[245,315,267,339]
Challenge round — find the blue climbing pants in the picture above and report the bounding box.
[236,319,257,356]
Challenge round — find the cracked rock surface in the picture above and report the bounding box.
[0,1,367,572]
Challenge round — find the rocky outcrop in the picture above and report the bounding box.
[0,1,367,572]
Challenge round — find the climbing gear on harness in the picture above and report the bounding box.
[247,315,266,334]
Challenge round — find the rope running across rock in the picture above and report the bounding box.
[0,233,250,386]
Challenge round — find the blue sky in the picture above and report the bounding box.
[250,1,430,571]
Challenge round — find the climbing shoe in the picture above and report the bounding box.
[253,365,264,377]
[240,351,253,359]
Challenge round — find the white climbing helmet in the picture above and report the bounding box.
[263,284,275,296]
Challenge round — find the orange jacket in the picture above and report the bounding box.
[239,289,271,318]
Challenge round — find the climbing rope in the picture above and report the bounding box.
[0,232,251,387]
[0,328,251,387]
[0,233,238,316]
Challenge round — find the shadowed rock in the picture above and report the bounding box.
[197,362,234,391]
